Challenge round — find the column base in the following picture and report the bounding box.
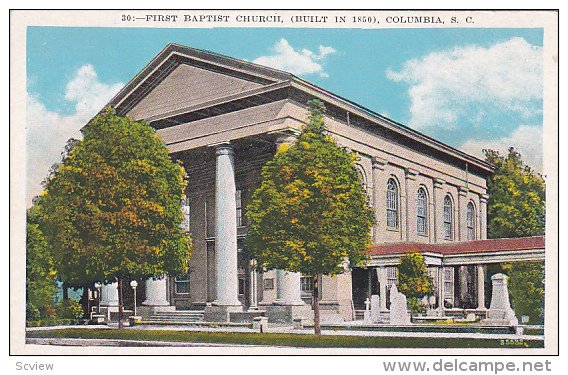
[265,304,313,324]
[204,304,243,322]
[272,300,305,306]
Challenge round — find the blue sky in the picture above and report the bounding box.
[26,27,544,203]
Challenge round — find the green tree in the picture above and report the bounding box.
[484,148,545,324]
[397,253,433,320]
[40,107,192,328]
[245,100,374,335]
[26,204,58,320]
[483,148,545,238]
[503,262,545,324]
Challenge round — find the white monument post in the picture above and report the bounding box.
[370,294,381,323]
[389,284,411,325]
[363,298,371,323]
[485,273,518,326]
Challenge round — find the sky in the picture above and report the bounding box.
[26,27,544,204]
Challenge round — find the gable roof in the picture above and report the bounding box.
[107,43,494,175]
[367,236,545,257]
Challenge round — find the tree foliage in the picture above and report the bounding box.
[483,148,545,239]
[40,107,192,287]
[503,261,545,324]
[26,205,58,319]
[245,100,374,334]
[398,253,433,298]
[245,100,374,275]
[397,253,433,315]
[483,148,545,324]
[55,299,85,319]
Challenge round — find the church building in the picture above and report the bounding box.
[96,44,544,323]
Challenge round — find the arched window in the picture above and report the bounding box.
[181,197,190,232]
[417,188,428,235]
[467,202,476,240]
[386,178,399,229]
[443,195,453,240]
[355,165,367,194]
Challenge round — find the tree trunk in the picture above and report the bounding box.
[118,278,124,330]
[313,275,321,336]
[62,282,69,300]
[79,285,89,318]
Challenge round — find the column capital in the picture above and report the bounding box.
[480,193,489,203]
[271,130,299,150]
[405,168,419,180]
[210,141,234,156]
[434,178,446,188]
[372,156,388,170]
[458,186,469,197]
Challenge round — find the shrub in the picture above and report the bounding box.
[503,262,544,324]
[56,299,84,319]
[26,303,40,321]
[43,304,57,319]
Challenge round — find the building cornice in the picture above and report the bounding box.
[105,43,494,175]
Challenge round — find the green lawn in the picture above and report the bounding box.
[26,328,544,348]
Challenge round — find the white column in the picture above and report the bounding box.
[477,265,486,310]
[437,266,445,312]
[376,267,388,311]
[275,270,304,305]
[214,143,241,307]
[249,260,258,310]
[142,277,169,306]
[458,265,469,306]
[283,272,304,305]
[100,282,119,307]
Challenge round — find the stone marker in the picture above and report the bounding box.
[485,273,518,326]
[389,284,411,325]
[253,316,268,332]
[370,294,381,323]
[363,298,371,323]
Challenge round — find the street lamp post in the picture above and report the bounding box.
[93,282,102,319]
[130,280,138,316]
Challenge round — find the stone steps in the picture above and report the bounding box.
[144,310,205,323]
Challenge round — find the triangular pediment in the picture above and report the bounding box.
[109,44,291,121]
[126,63,265,120]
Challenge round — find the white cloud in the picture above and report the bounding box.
[386,37,543,131]
[253,39,336,78]
[26,64,123,205]
[461,125,543,172]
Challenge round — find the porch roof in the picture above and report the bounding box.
[367,236,545,257]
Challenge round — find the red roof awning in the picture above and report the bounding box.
[367,236,545,257]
